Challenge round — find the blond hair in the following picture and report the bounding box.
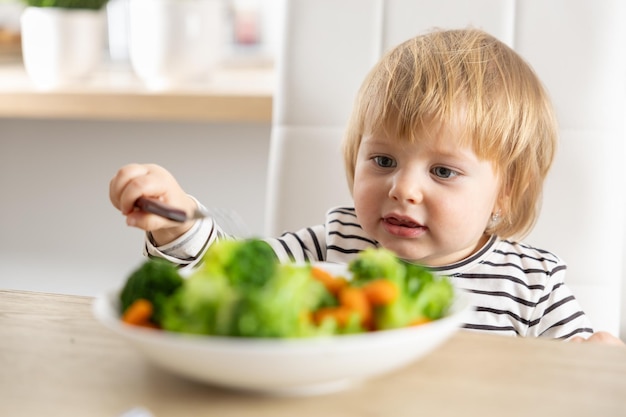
[342,28,558,239]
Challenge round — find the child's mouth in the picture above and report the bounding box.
[382,215,427,237]
[383,216,423,228]
[385,216,420,228]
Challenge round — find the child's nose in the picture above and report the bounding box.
[388,172,424,204]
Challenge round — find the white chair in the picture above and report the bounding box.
[265,0,626,337]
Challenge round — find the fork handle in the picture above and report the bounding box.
[135,197,187,223]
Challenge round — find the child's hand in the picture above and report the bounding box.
[570,331,625,346]
[109,163,197,245]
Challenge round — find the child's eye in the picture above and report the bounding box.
[431,166,458,179]
[373,156,396,168]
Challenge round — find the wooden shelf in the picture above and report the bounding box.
[0,62,274,122]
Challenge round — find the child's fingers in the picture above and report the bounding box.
[110,163,197,236]
[109,163,151,212]
[113,164,179,216]
[124,209,175,231]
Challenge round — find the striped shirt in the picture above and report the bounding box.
[146,206,593,340]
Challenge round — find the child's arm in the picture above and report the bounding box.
[109,163,198,246]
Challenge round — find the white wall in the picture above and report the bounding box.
[0,119,271,296]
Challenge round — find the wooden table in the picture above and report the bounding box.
[2,289,625,417]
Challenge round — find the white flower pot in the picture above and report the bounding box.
[106,0,131,62]
[128,0,224,90]
[20,7,105,89]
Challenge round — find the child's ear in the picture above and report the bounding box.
[495,190,511,220]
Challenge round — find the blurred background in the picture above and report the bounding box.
[0,0,282,294]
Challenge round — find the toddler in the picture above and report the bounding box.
[110,28,622,344]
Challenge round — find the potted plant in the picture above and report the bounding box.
[20,0,109,89]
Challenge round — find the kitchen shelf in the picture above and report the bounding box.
[0,62,274,122]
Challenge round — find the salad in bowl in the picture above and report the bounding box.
[93,239,470,395]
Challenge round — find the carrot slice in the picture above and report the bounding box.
[311,266,348,294]
[362,279,398,306]
[313,306,354,327]
[338,286,372,327]
[122,299,154,326]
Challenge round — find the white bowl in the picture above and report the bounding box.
[92,266,470,396]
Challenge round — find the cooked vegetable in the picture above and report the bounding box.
[159,271,234,335]
[349,247,406,285]
[119,239,455,337]
[338,286,372,328]
[229,263,331,337]
[119,258,184,325]
[201,238,278,289]
[362,279,398,306]
[350,248,454,330]
[313,306,354,328]
[161,239,335,338]
[311,266,348,295]
[122,299,155,327]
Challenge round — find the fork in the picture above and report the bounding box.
[134,196,251,237]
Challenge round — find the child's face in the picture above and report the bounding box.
[352,123,501,266]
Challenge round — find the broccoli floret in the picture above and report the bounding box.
[119,258,184,325]
[347,249,455,330]
[161,272,239,335]
[162,239,331,338]
[349,247,406,285]
[402,261,435,295]
[414,277,454,319]
[232,263,331,338]
[375,270,454,329]
[200,238,278,289]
